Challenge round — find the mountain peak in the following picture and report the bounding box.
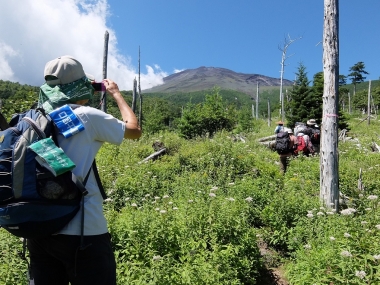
[144,67,293,95]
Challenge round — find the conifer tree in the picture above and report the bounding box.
[285,63,312,128]
[348,61,369,96]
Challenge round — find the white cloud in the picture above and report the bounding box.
[0,42,19,81]
[0,0,165,90]
[174,68,184,73]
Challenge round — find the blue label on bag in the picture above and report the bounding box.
[49,105,85,138]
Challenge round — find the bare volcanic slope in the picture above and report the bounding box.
[143,66,293,95]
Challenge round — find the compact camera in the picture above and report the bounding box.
[91,82,106,92]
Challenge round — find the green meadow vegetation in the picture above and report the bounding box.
[2,115,380,284]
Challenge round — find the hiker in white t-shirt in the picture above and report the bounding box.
[27,55,141,285]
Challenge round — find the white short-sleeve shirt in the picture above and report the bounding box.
[56,106,125,235]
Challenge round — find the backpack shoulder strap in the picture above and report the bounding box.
[90,160,107,199]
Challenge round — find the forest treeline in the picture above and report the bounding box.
[0,61,378,137]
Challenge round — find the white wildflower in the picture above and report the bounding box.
[341,208,356,215]
[307,213,314,218]
[326,211,334,215]
[152,255,161,261]
[319,207,325,210]
[355,270,366,279]
[317,212,324,216]
[304,244,312,250]
[227,197,235,201]
[368,195,378,200]
[168,201,173,205]
[125,197,130,201]
[329,236,336,241]
[131,203,138,207]
[188,200,193,203]
[154,196,160,200]
[141,198,146,201]
[160,210,167,214]
[210,186,218,191]
[209,193,216,197]
[344,232,351,238]
[361,221,368,225]
[359,193,364,198]
[197,191,202,193]
[173,207,178,211]
[228,182,235,185]
[145,194,151,197]
[307,210,313,214]
[155,208,160,211]
[341,250,352,257]
[373,254,380,260]
[245,197,253,202]
[375,225,380,230]
[151,201,156,204]
[365,208,372,211]
[104,198,112,203]
[163,195,170,199]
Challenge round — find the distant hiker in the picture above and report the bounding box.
[276,128,297,174]
[306,119,321,152]
[274,121,285,134]
[294,131,315,156]
[27,55,141,285]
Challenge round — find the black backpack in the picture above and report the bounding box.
[311,128,321,144]
[275,131,290,154]
[0,107,106,239]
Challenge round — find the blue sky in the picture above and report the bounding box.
[1,0,379,91]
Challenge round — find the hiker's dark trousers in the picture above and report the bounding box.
[27,233,116,285]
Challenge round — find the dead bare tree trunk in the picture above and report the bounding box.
[320,0,339,211]
[278,35,302,123]
[267,99,271,127]
[101,30,109,113]
[348,92,351,114]
[132,78,137,113]
[367,80,371,125]
[138,46,143,130]
[256,82,259,119]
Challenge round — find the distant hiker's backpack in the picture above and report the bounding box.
[295,135,308,155]
[275,131,290,154]
[311,129,320,144]
[294,122,307,136]
[0,108,105,239]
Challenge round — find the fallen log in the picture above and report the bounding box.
[257,135,276,142]
[139,148,167,164]
[371,142,380,152]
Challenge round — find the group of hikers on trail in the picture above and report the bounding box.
[274,119,321,173]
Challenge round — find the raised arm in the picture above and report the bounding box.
[103,79,142,139]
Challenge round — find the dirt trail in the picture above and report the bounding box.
[257,239,289,285]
